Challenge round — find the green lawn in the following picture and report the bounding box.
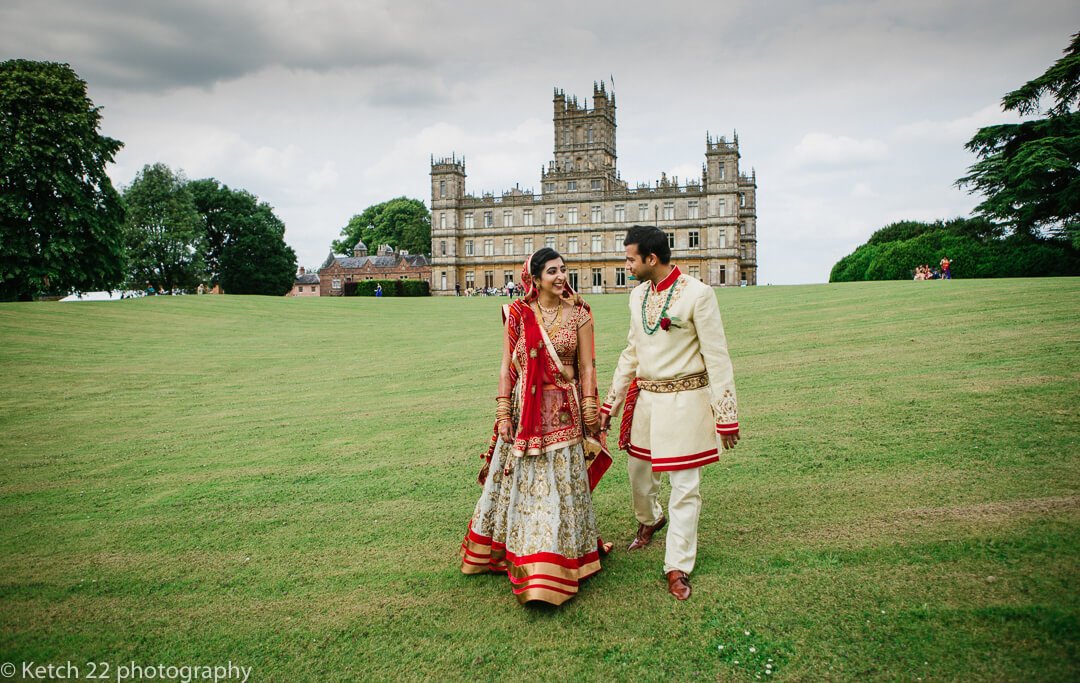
[1,279,1077,681]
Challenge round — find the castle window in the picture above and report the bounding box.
[439,180,445,197]
[440,240,446,256]
[503,270,512,284]
[587,125,594,143]
[591,205,602,222]
[717,198,726,217]
[545,236,555,249]
[465,240,474,256]
[523,209,533,226]
[667,232,675,249]
[591,179,601,190]
[464,213,474,229]
[568,236,579,254]
[688,201,699,220]
[439,213,446,229]
[544,208,555,225]
[567,207,578,224]
[465,271,475,288]
[544,182,555,193]
[484,211,493,228]
[663,201,674,221]
[592,268,602,288]
[524,237,533,253]
[504,238,513,255]
[688,230,700,249]
[616,232,626,247]
[739,193,746,207]
[638,203,648,221]
[689,266,699,279]
[484,239,493,256]
[592,234,603,252]
[616,268,626,287]
[332,278,341,290]
[503,210,512,227]
[614,205,625,222]
[484,271,494,288]
[567,180,577,192]
[719,230,727,249]
[717,163,725,180]
[719,265,726,284]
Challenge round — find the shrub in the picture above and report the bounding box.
[345,279,430,296]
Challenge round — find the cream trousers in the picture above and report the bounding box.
[628,455,702,574]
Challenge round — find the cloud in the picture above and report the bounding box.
[791,133,890,169]
[892,102,1023,143]
[0,0,438,92]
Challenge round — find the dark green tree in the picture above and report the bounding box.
[0,60,125,300]
[122,163,204,292]
[216,198,297,296]
[332,197,430,256]
[957,32,1080,245]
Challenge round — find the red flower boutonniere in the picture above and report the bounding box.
[660,315,684,331]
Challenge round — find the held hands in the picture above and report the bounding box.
[599,413,611,432]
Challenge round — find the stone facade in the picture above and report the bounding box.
[318,241,432,296]
[289,267,320,296]
[429,81,757,295]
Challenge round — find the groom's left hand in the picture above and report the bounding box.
[721,433,739,449]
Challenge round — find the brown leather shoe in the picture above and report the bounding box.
[666,570,691,600]
[627,516,666,551]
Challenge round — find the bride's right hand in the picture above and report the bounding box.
[498,419,513,441]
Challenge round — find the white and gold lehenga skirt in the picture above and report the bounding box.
[460,438,602,605]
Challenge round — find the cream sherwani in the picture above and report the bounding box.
[602,265,739,574]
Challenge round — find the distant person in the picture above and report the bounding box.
[459,248,611,606]
[375,284,383,298]
[940,257,952,279]
[197,283,206,295]
[145,282,155,296]
[455,282,461,296]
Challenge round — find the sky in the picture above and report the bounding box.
[3,0,1076,284]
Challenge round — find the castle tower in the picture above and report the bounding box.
[544,82,620,193]
[430,154,466,210]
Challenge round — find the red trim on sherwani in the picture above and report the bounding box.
[716,422,740,435]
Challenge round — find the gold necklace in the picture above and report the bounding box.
[535,301,562,334]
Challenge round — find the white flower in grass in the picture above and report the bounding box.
[745,630,751,636]
[766,671,772,676]
[718,645,724,650]
[734,661,739,665]
[749,647,757,653]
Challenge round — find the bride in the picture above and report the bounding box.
[459,248,611,605]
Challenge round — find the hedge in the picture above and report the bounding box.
[343,279,430,296]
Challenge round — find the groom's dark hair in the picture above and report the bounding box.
[624,225,671,264]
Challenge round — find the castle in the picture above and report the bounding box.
[429,81,757,294]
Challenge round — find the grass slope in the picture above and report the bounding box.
[1,278,1078,681]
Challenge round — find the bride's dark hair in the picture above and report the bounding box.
[528,247,562,279]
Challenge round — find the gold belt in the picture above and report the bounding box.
[637,371,709,393]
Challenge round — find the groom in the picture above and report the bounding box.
[599,225,740,600]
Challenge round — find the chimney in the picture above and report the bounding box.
[298,266,306,275]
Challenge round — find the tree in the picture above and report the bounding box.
[957,32,1080,245]
[0,60,125,300]
[122,163,204,292]
[217,201,297,296]
[188,178,297,295]
[332,197,431,256]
